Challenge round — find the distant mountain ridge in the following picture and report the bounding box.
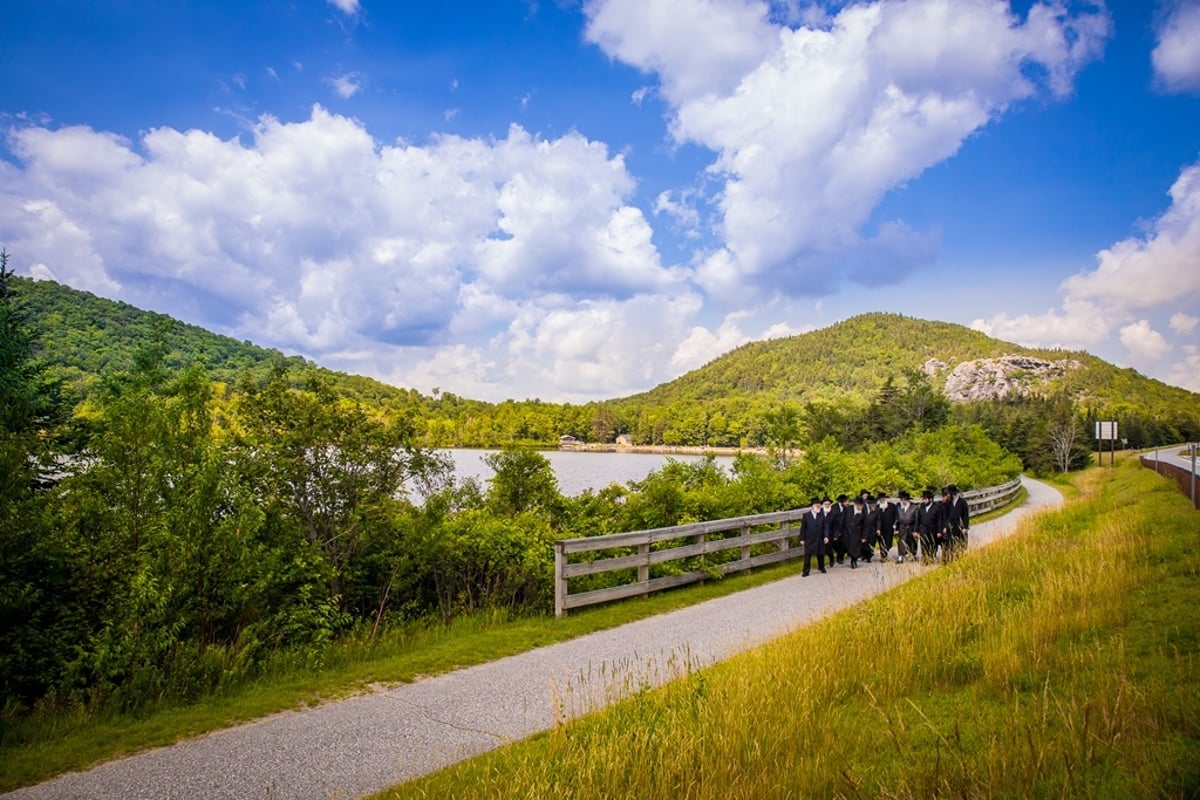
[620,312,1192,410]
[15,277,1199,446]
[13,275,450,409]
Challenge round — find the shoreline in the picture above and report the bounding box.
[558,443,758,456]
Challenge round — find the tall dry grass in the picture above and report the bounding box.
[381,462,1200,799]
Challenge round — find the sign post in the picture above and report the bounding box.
[1094,421,1118,466]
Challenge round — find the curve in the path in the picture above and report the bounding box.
[5,477,1063,800]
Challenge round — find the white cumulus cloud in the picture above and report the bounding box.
[973,156,1200,389]
[327,72,364,98]
[970,299,1110,349]
[1169,345,1200,392]
[327,0,360,16]
[1119,320,1171,361]
[1171,312,1199,334]
[671,312,754,372]
[585,0,1109,300]
[0,106,692,401]
[1152,1,1200,93]
[1062,160,1200,310]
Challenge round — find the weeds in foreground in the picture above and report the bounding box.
[381,461,1200,799]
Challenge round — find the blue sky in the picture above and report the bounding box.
[2,0,1199,401]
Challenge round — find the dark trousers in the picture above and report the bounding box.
[829,537,846,563]
[802,550,825,574]
[878,528,895,558]
[944,528,967,561]
[919,532,938,561]
[897,528,916,558]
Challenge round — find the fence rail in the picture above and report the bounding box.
[554,477,1023,617]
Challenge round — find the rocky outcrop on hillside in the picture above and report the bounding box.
[935,355,1081,402]
[922,358,948,376]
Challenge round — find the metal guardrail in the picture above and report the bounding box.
[553,477,1024,617]
[1140,445,1199,510]
[963,477,1023,516]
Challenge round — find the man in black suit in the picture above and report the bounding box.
[876,491,898,562]
[862,494,880,563]
[895,490,918,562]
[916,489,942,564]
[845,495,867,568]
[826,494,848,565]
[800,497,827,576]
[942,484,970,561]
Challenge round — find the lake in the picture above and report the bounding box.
[441,449,736,496]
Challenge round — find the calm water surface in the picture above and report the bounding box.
[441,449,735,496]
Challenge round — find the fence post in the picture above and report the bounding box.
[638,541,650,586]
[554,541,566,619]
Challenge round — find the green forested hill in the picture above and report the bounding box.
[626,313,1078,404]
[15,278,1199,450]
[608,312,1199,449]
[14,276,495,432]
[17,276,311,396]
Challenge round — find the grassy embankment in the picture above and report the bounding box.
[378,461,1199,799]
[1,493,1026,791]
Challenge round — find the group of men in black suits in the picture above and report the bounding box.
[799,485,970,576]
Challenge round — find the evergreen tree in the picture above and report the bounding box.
[0,250,40,435]
[0,250,71,706]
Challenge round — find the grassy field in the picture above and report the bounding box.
[377,461,1200,799]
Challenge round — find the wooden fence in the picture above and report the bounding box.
[554,477,1023,617]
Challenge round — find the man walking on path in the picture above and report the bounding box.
[863,494,880,563]
[826,494,848,565]
[942,485,970,561]
[845,495,867,568]
[800,497,827,576]
[895,490,917,563]
[917,489,942,563]
[876,493,897,562]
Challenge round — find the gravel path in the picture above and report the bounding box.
[6,477,1062,800]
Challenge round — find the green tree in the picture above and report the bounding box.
[483,447,562,517]
[762,403,803,464]
[1043,394,1090,473]
[0,250,42,435]
[862,375,905,441]
[0,249,72,706]
[233,365,447,608]
[590,404,618,443]
[895,367,950,432]
[800,401,858,449]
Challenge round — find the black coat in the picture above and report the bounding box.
[800,509,826,552]
[824,504,844,541]
[944,496,970,534]
[864,507,880,540]
[917,501,943,537]
[877,502,898,537]
[844,506,867,558]
[895,502,917,535]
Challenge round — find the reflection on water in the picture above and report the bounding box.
[439,449,736,496]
